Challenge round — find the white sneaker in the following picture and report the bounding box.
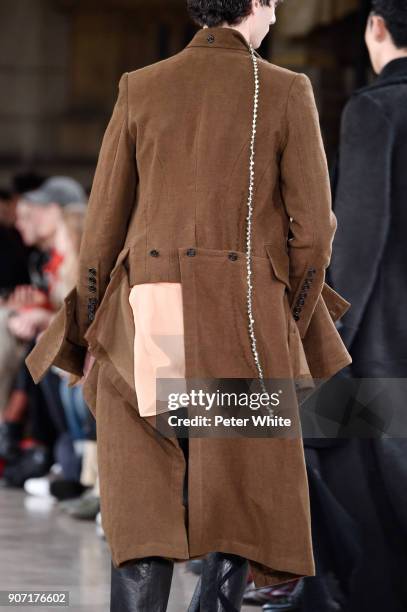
[24,476,52,498]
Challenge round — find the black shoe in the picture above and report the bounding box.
[49,480,89,501]
[110,557,174,612]
[262,579,304,610]
[3,446,51,487]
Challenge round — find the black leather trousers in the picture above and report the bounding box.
[110,436,249,611]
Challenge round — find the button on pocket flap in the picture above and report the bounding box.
[321,282,351,322]
[264,244,291,290]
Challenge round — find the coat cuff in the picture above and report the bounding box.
[320,282,351,323]
[289,277,351,343]
[288,265,325,338]
[288,269,351,337]
[25,287,88,384]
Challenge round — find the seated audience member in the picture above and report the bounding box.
[1,177,90,490]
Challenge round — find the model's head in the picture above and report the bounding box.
[186,0,281,48]
[365,0,407,74]
[16,176,86,250]
[15,199,60,248]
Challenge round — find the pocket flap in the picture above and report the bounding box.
[109,246,130,279]
[264,244,291,290]
[321,282,351,322]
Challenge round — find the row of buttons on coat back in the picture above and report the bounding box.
[149,249,238,261]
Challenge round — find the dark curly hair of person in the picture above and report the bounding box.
[371,0,407,48]
[186,0,275,28]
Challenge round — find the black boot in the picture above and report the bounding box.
[188,552,250,612]
[110,556,174,612]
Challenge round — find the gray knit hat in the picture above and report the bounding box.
[23,176,87,207]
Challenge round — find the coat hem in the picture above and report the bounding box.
[111,544,190,568]
[110,539,315,589]
[188,539,315,588]
[309,354,352,380]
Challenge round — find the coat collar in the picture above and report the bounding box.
[378,56,407,81]
[353,57,407,97]
[185,26,262,59]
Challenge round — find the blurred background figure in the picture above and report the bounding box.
[0,175,98,502]
[0,187,30,413]
[0,173,45,453]
[301,3,407,612]
[14,176,87,311]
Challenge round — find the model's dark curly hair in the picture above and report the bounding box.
[371,0,407,48]
[186,0,274,28]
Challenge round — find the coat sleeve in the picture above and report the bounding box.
[25,72,138,383]
[280,73,337,338]
[328,93,392,349]
[74,71,137,342]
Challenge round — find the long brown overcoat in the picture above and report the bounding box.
[25,26,352,589]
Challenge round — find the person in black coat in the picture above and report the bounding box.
[300,3,407,612]
[328,0,407,379]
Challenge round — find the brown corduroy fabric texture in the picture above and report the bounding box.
[25,26,352,588]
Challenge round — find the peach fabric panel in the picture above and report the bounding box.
[128,282,186,417]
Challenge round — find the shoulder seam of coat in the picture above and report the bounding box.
[348,90,393,129]
[123,71,136,146]
[281,73,305,152]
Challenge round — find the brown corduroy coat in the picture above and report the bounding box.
[26,26,352,588]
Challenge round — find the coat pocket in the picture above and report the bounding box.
[109,246,131,280]
[264,243,291,291]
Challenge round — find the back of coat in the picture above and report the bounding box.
[330,57,407,377]
[25,26,352,399]
[74,26,339,343]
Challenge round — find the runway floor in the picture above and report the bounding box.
[0,486,258,611]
